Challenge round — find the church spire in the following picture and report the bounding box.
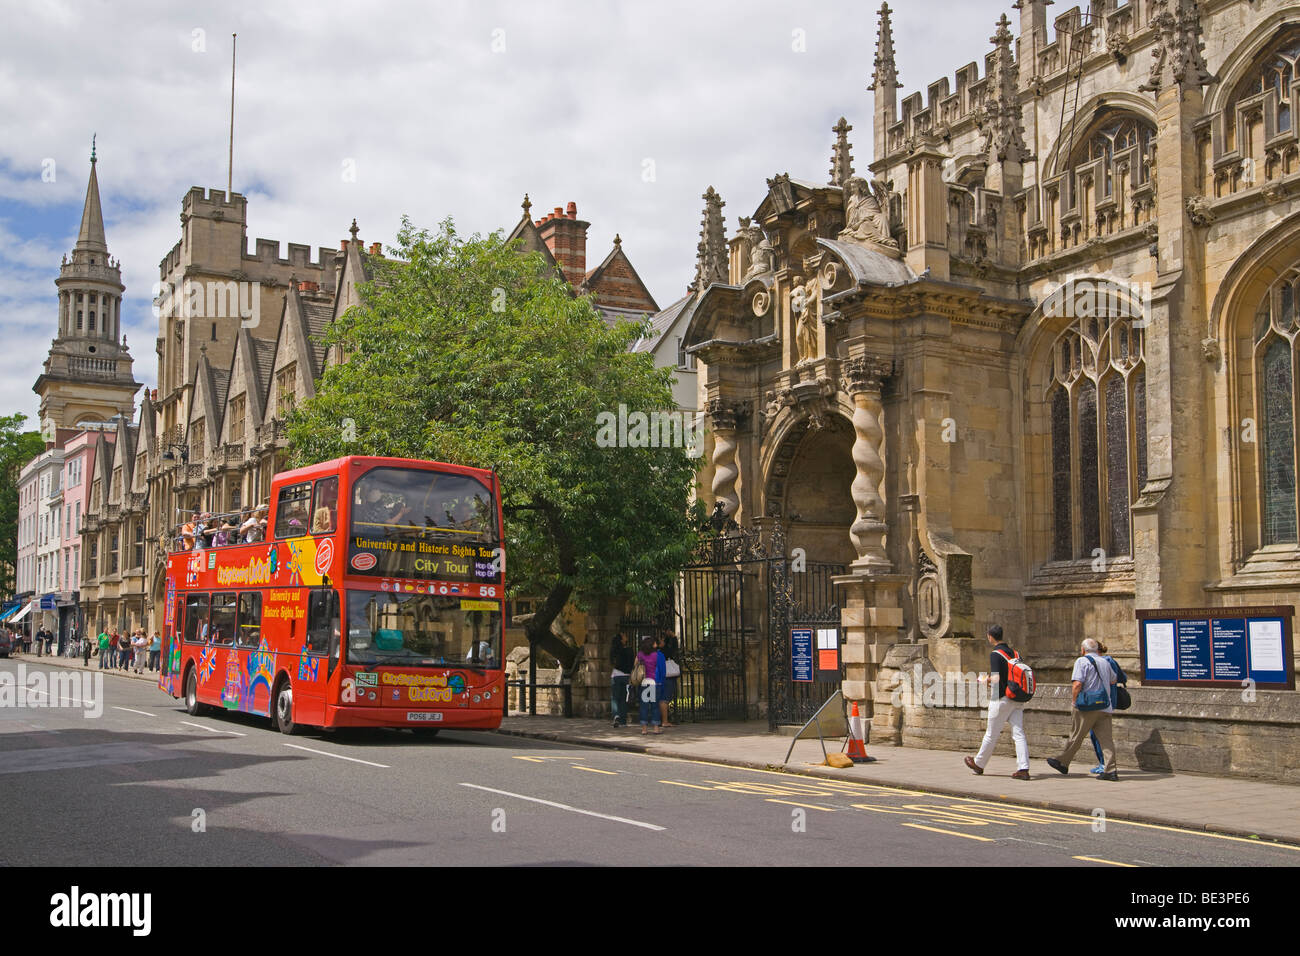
[982,14,1031,164]
[75,141,108,256]
[830,117,855,188]
[872,3,901,92]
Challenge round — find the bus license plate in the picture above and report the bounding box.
[407,712,444,722]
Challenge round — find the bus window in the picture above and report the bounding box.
[345,590,501,668]
[305,589,338,654]
[183,594,209,644]
[310,476,339,534]
[210,592,237,646]
[237,592,262,648]
[350,468,495,540]
[275,481,313,539]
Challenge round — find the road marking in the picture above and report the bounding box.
[573,765,618,775]
[513,755,585,763]
[766,799,836,812]
[661,780,714,790]
[901,823,994,842]
[1073,855,1138,867]
[179,720,246,737]
[461,783,665,831]
[283,743,390,768]
[112,706,157,717]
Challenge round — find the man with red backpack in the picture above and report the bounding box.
[964,624,1034,780]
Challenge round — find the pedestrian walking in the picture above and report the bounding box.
[98,630,110,669]
[148,632,161,672]
[610,632,634,728]
[1087,641,1128,775]
[964,624,1032,780]
[1046,638,1119,781]
[83,633,92,666]
[108,630,120,669]
[635,636,665,735]
[658,632,680,728]
[131,631,147,674]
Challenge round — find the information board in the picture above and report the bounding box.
[791,628,813,683]
[815,627,841,684]
[1137,606,1294,690]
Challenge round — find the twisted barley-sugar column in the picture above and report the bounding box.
[846,362,890,569]
[707,401,740,518]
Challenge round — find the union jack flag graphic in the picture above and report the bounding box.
[199,643,218,683]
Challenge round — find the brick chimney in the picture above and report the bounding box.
[297,280,319,293]
[536,200,589,289]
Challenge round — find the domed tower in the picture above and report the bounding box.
[33,139,141,431]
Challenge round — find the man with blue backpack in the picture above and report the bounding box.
[1046,638,1119,781]
[965,624,1034,780]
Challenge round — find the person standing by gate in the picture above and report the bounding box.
[658,633,680,728]
[636,637,664,735]
[610,632,634,728]
[964,624,1032,780]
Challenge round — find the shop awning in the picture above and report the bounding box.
[0,605,19,622]
[8,603,33,623]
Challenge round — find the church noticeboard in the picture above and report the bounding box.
[1136,606,1294,690]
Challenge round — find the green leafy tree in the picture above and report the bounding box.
[287,219,700,672]
[0,414,48,597]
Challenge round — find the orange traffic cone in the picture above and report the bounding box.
[846,700,871,763]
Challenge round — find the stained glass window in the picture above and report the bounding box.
[1105,375,1131,556]
[1261,337,1298,544]
[1051,387,1072,561]
[1078,381,1101,555]
[1046,308,1146,564]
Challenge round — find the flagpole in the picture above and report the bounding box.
[227,33,237,201]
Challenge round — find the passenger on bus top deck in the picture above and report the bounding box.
[179,513,198,551]
[360,486,410,528]
[241,505,267,543]
[312,484,338,534]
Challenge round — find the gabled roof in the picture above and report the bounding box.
[632,292,696,355]
[299,297,333,377]
[506,215,561,274]
[581,240,659,315]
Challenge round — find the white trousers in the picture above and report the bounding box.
[974,697,1028,770]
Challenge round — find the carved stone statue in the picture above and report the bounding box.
[840,177,898,248]
[792,274,821,364]
[739,217,775,282]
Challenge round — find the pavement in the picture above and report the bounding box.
[29,651,1300,848]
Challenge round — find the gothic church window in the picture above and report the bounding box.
[1254,268,1300,545]
[1230,30,1300,142]
[1047,309,1147,561]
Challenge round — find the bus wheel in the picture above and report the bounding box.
[273,680,299,735]
[184,669,205,716]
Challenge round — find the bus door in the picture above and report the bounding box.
[294,588,337,725]
[160,586,184,696]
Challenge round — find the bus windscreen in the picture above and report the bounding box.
[348,467,500,583]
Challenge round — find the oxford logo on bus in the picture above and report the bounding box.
[315,538,334,577]
[351,552,376,572]
[1041,272,1152,328]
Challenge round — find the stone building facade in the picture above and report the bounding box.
[680,0,1300,748]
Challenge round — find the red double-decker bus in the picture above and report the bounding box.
[158,456,505,735]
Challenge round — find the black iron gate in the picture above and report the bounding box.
[619,529,762,722]
[618,526,845,727]
[766,533,846,730]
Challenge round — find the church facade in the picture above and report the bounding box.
[680,0,1300,740]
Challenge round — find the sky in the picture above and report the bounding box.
[0,0,1010,427]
